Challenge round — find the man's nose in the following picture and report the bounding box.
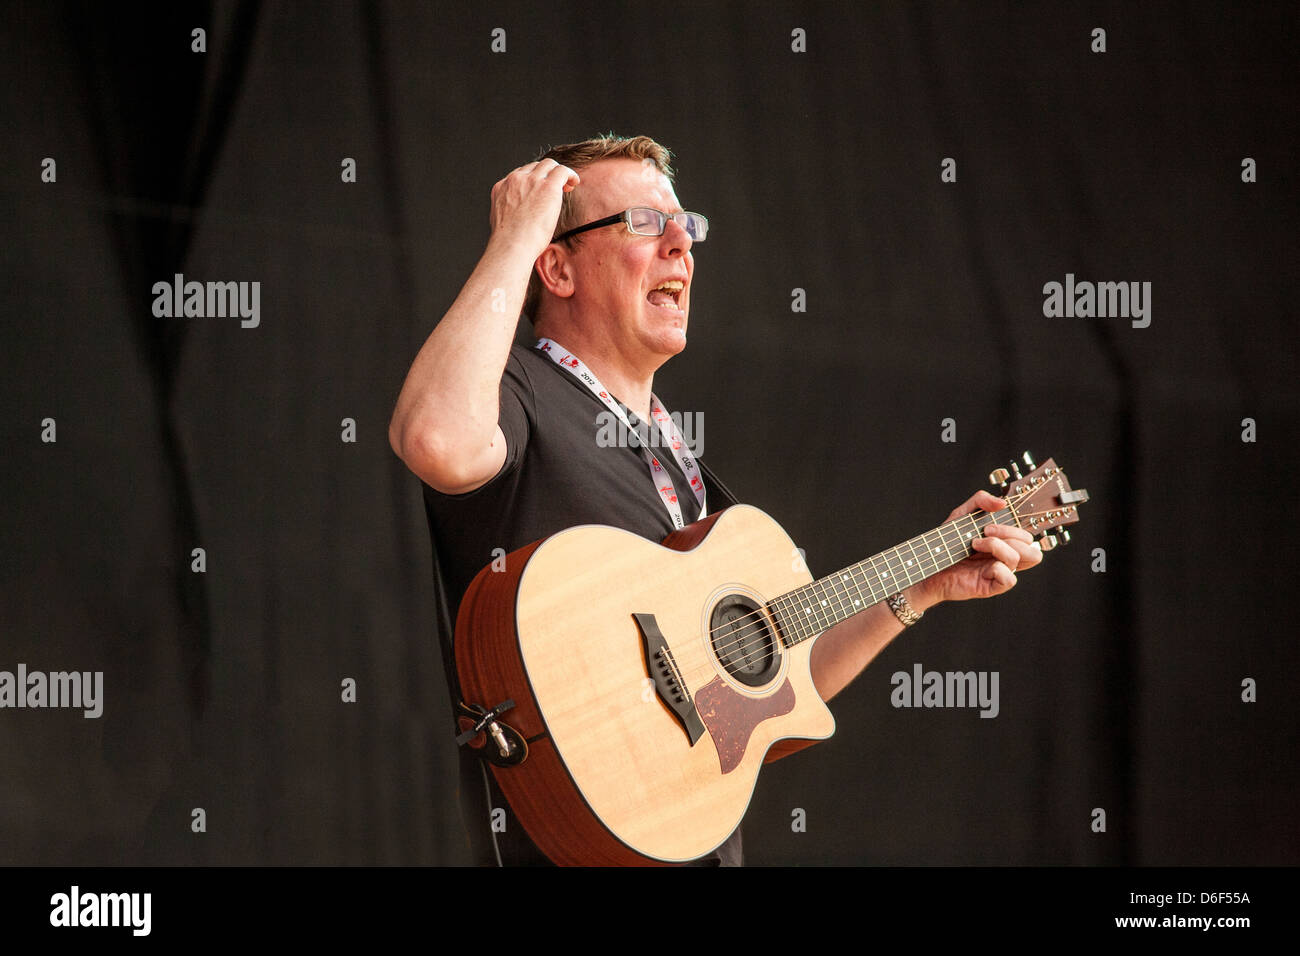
[660,217,693,256]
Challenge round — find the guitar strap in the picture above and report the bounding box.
[428,518,466,718]
[697,456,740,510]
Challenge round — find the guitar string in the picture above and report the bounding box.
[699,524,979,669]
[690,502,1029,669]
[685,503,1071,682]
[695,479,1051,660]
[692,503,1068,675]
[681,494,1066,681]
[691,482,1043,662]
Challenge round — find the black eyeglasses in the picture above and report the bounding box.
[554,206,709,243]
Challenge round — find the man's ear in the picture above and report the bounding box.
[535,244,576,299]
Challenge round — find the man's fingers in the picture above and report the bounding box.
[495,159,574,192]
[982,523,1043,570]
[1013,537,1044,568]
[541,161,578,180]
[946,489,1006,521]
[985,562,1017,591]
[535,159,579,185]
[543,165,580,193]
[983,522,1035,545]
[972,535,1021,570]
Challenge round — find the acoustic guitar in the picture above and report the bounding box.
[454,453,1087,865]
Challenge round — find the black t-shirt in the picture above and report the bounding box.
[422,341,743,866]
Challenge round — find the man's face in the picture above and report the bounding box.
[562,158,694,358]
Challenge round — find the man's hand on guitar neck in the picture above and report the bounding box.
[806,490,1041,706]
[914,489,1043,605]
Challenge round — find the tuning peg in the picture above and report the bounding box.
[1009,461,1023,480]
[1058,529,1071,545]
[1022,451,1036,470]
[1039,534,1058,552]
[989,467,1010,488]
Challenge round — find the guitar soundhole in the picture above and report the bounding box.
[710,595,781,687]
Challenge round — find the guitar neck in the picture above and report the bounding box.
[769,508,1012,645]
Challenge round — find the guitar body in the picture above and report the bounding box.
[455,504,836,865]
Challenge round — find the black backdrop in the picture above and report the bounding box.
[2,1,1297,867]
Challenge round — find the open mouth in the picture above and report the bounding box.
[646,279,685,310]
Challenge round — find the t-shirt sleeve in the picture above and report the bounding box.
[490,349,533,486]
[427,349,533,500]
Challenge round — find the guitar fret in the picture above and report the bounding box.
[901,544,918,586]
[775,594,792,644]
[812,578,834,633]
[803,582,821,634]
[824,574,842,622]
[837,567,855,612]
[770,594,789,644]
[792,586,815,639]
[793,594,810,643]
[776,593,804,645]
[809,582,826,634]
[903,536,923,578]
[844,564,865,609]
[793,592,810,642]
[888,546,914,588]
[871,552,896,595]
[930,533,949,570]
[921,530,944,574]
[790,592,810,643]
[880,549,901,590]
[846,565,863,607]
[830,571,853,622]
[822,578,838,632]
[768,507,1020,646]
[858,560,884,604]
[942,523,962,565]
[821,574,842,629]
[931,527,953,569]
[904,537,926,580]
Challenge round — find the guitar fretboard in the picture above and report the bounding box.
[769,508,1013,645]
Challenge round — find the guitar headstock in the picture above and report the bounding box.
[990,452,1089,551]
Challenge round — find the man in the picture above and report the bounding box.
[389,134,1041,865]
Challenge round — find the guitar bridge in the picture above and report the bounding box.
[633,613,705,746]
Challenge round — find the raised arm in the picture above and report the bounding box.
[388,159,579,493]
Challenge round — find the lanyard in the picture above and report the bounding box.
[534,338,707,529]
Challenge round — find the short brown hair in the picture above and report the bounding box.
[523,134,675,321]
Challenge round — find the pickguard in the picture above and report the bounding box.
[694,676,796,774]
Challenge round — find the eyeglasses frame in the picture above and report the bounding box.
[552,207,708,244]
